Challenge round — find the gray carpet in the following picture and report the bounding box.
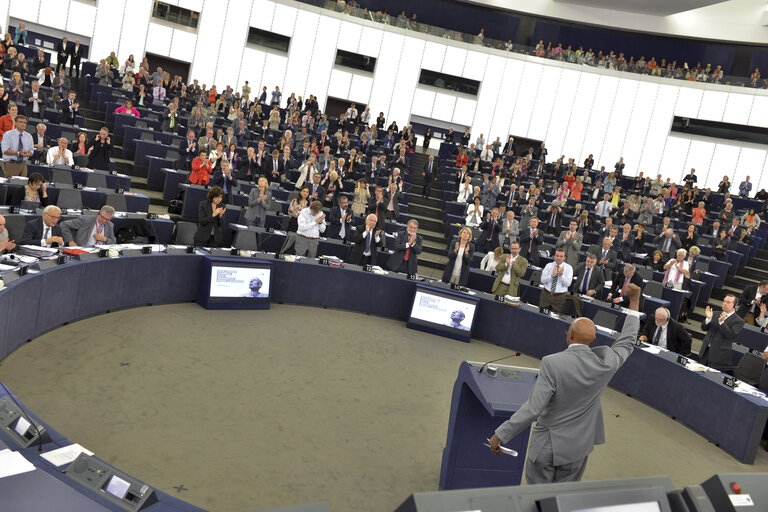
[1,303,765,512]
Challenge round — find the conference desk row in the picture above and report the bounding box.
[0,250,766,472]
[0,182,150,213]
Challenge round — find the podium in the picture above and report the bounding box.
[439,361,537,490]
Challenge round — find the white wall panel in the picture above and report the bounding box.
[37,0,66,30]
[545,68,579,159]
[697,90,728,122]
[759,155,768,195]
[528,66,560,141]
[260,53,288,96]
[250,0,274,30]
[411,89,435,118]
[189,0,227,85]
[282,9,318,100]
[66,1,96,36]
[748,95,768,128]
[118,0,152,63]
[453,97,476,127]
[421,41,445,72]
[581,75,618,167]
[349,74,372,104]
[389,36,423,126]
[640,85,678,175]
[368,31,403,121]
[472,54,504,141]
[308,15,339,112]
[90,0,125,65]
[327,69,352,100]
[170,29,196,63]
[463,50,488,82]
[336,20,362,53]
[431,92,456,122]
[509,62,543,138]
[658,137,691,183]
[733,147,766,193]
[682,140,715,186]
[489,59,522,142]
[441,46,466,77]
[215,0,250,89]
[145,22,173,60]
[600,78,638,170]
[239,48,266,106]
[9,0,39,21]
[621,82,658,177]
[673,87,703,118]
[270,3,296,36]
[357,26,383,57]
[562,71,598,162]
[722,92,753,125]
[708,144,742,193]
[177,0,204,11]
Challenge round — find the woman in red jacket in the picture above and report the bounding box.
[189,149,212,185]
[455,149,468,167]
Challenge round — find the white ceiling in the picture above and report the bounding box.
[552,0,729,16]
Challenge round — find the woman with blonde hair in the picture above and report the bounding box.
[321,169,343,207]
[442,227,474,286]
[481,246,504,272]
[352,178,370,216]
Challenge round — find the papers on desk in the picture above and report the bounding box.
[595,324,616,335]
[40,443,94,467]
[684,362,710,372]
[483,439,518,457]
[640,344,663,355]
[18,245,58,258]
[83,186,98,191]
[0,263,18,272]
[0,449,35,479]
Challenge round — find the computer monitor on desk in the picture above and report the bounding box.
[407,285,479,342]
[197,257,272,310]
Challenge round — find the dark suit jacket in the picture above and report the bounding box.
[211,170,238,204]
[737,285,768,318]
[20,218,62,246]
[387,230,422,274]
[570,263,605,296]
[326,206,353,241]
[24,89,48,114]
[423,159,438,177]
[641,319,691,355]
[478,217,501,250]
[614,233,635,261]
[56,42,69,63]
[194,200,223,244]
[176,139,198,170]
[69,44,83,61]
[542,210,562,234]
[608,273,644,306]
[699,313,745,370]
[441,241,475,286]
[264,156,283,182]
[589,245,618,278]
[238,157,261,181]
[346,228,382,265]
[59,99,78,124]
[519,227,543,265]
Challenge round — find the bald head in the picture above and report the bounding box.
[568,318,596,346]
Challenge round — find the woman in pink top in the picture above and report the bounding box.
[114,100,140,117]
[691,201,706,224]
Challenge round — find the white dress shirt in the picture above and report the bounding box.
[704,310,735,326]
[46,146,74,166]
[297,208,326,238]
[540,261,573,293]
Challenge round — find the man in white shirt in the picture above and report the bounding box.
[539,248,573,313]
[295,201,326,258]
[699,295,745,371]
[46,137,74,167]
[595,193,614,218]
[346,103,358,122]
[480,144,493,163]
[662,249,689,289]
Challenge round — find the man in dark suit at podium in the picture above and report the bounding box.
[489,284,641,484]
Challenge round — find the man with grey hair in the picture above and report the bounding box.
[638,307,691,354]
[0,214,16,253]
[21,205,64,246]
[46,137,74,166]
[60,205,116,247]
[607,263,643,307]
[388,219,422,275]
[295,200,326,258]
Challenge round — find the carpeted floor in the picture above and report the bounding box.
[0,303,766,512]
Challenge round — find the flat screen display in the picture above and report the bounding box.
[409,287,478,336]
[209,265,271,300]
[104,475,131,500]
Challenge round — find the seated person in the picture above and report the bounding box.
[20,205,64,247]
[606,264,643,307]
[46,137,74,167]
[0,214,16,253]
[8,172,49,207]
[638,307,692,355]
[60,205,116,247]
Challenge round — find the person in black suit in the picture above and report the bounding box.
[606,264,644,307]
[542,201,563,235]
[387,220,422,275]
[737,281,768,325]
[699,295,745,371]
[442,227,474,286]
[368,186,387,231]
[519,217,543,265]
[194,187,225,246]
[55,37,69,74]
[211,161,238,204]
[238,146,261,182]
[326,196,353,242]
[478,208,502,253]
[59,90,79,125]
[264,149,283,183]
[639,308,692,355]
[422,154,438,198]
[570,254,605,298]
[176,130,198,171]
[68,39,83,77]
[346,214,382,266]
[20,205,64,246]
[589,238,619,280]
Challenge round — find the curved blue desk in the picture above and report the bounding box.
[0,252,766,512]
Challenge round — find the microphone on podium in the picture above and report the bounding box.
[478,352,521,374]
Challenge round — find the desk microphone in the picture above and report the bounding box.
[478,352,521,373]
[0,380,45,452]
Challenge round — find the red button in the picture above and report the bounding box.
[731,483,741,494]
